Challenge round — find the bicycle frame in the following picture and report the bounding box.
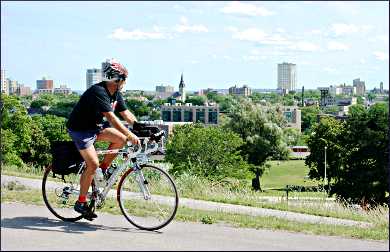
[90,137,162,204]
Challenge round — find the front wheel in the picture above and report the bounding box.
[117,164,179,231]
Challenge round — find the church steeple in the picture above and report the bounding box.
[179,73,185,88]
[179,72,186,103]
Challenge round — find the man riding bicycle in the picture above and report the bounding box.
[66,58,142,220]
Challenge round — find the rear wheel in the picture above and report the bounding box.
[117,164,179,230]
[42,164,96,222]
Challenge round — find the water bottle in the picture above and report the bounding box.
[106,164,117,179]
[94,168,105,187]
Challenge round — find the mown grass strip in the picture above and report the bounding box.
[1,166,388,224]
[1,186,388,241]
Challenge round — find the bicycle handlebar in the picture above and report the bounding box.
[125,129,165,157]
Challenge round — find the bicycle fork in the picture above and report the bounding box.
[133,164,151,200]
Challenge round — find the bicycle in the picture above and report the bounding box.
[41,131,179,231]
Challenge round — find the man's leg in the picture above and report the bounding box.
[75,145,99,218]
[79,145,100,196]
[96,127,127,169]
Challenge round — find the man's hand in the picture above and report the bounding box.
[127,131,140,145]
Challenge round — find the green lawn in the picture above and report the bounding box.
[261,160,319,189]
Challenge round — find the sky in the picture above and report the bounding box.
[1,1,389,92]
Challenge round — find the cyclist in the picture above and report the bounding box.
[66,58,141,220]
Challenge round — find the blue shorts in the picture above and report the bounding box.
[67,122,111,150]
[67,128,102,150]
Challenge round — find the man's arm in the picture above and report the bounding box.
[119,109,137,126]
[102,111,139,144]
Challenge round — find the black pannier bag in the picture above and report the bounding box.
[51,141,84,175]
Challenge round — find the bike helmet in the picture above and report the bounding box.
[102,58,128,81]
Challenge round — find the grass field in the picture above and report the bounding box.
[261,160,320,190]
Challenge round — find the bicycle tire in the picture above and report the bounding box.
[117,164,179,231]
[42,164,96,222]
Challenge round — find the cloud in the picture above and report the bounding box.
[327,41,349,51]
[373,51,389,61]
[225,26,238,33]
[326,2,360,15]
[228,27,321,54]
[223,55,232,60]
[231,28,290,45]
[242,54,267,62]
[330,23,372,36]
[221,1,275,17]
[324,67,337,73]
[288,41,319,52]
[108,28,168,40]
[369,35,389,43]
[174,16,208,33]
[310,29,322,35]
[242,49,268,61]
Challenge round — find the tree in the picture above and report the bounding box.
[305,117,345,188]
[332,103,389,206]
[185,96,206,106]
[1,95,32,155]
[1,129,24,166]
[223,100,289,191]
[283,128,301,146]
[32,114,71,143]
[356,96,364,105]
[322,105,339,114]
[367,92,376,102]
[21,122,51,168]
[47,100,78,118]
[30,93,57,108]
[306,104,389,207]
[1,95,52,168]
[125,99,151,118]
[44,93,79,118]
[301,106,320,133]
[165,124,251,181]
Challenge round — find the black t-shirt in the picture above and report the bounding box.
[66,82,127,131]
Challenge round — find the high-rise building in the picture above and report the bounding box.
[156,85,174,93]
[1,69,8,95]
[353,78,366,96]
[380,82,383,93]
[86,68,102,90]
[17,85,32,96]
[36,77,54,90]
[229,84,252,96]
[8,79,18,94]
[54,84,71,95]
[277,62,297,93]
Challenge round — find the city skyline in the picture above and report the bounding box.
[1,1,389,91]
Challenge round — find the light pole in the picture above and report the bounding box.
[324,146,327,195]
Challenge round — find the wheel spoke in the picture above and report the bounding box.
[118,165,178,230]
[42,165,96,222]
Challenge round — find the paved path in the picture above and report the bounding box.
[1,203,388,251]
[1,175,372,227]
